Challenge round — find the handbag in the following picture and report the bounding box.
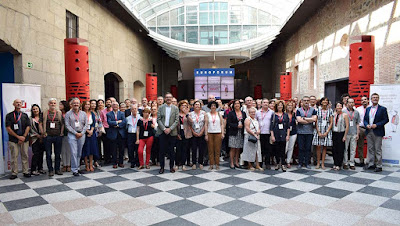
[248,119,258,143]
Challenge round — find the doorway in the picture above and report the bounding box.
[325,78,348,107]
[104,72,122,102]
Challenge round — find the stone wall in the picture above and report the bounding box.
[0,0,179,104]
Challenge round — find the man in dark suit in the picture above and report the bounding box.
[107,102,127,168]
[363,93,389,172]
[157,92,179,174]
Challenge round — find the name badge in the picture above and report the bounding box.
[290,126,293,131]
[322,121,327,127]
[278,124,284,130]
[14,124,19,130]
[238,121,242,126]
[143,131,149,137]
[50,122,56,129]
[260,122,264,128]
[195,124,200,130]
[181,124,184,130]
[75,121,80,127]
[350,121,354,127]
[129,127,135,133]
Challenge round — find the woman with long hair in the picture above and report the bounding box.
[30,104,45,175]
[227,100,246,169]
[332,102,349,170]
[188,100,207,170]
[285,101,298,168]
[270,101,290,172]
[81,101,99,172]
[150,105,159,166]
[177,100,192,171]
[60,100,71,172]
[90,99,102,168]
[312,97,333,170]
[136,108,154,169]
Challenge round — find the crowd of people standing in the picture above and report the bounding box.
[5,91,389,179]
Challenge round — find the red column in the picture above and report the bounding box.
[349,35,375,106]
[254,85,262,99]
[64,38,90,102]
[280,72,292,101]
[171,85,177,98]
[146,73,157,101]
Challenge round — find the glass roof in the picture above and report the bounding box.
[120,0,303,60]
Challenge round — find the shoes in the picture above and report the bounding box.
[287,164,291,169]
[55,171,63,175]
[297,164,302,169]
[275,165,279,171]
[62,166,67,172]
[216,165,220,170]
[355,162,364,167]
[255,166,264,171]
[118,164,124,168]
[315,164,320,169]
[89,166,94,172]
[199,164,203,170]
[130,164,135,168]
[343,165,349,170]
[192,164,197,170]
[230,165,235,169]
[23,173,31,178]
[350,166,356,170]
[282,165,287,172]
[182,166,187,171]
[31,171,39,176]
[146,165,150,169]
[234,164,240,168]
[66,166,71,172]
[170,168,176,173]
[374,167,383,172]
[113,165,117,169]
[138,165,144,169]
[38,170,46,174]
[73,172,80,176]
[48,171,54,177]
[159,168,164,174]
[9,175,17,180]
[321,165,326,170]
[208,166,213,170]
[305,165,311,169]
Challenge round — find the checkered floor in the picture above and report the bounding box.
[1,158,400,226]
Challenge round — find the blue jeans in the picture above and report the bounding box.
[68,133,86,173]
[297,134,313,165]
[44,136,62,172]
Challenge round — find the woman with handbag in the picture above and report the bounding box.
[270,101,290,172]
[242,107,263,171]
[205,101,225,170]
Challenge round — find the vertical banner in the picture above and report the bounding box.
[280,72,292,101]
[146,73,157,101]
[170,85,178,98]
[254,85,262,100]
[370,84,400,166]
[1,83,41,173]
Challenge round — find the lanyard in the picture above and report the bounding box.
[277,113,284,123]
[261,109,269,120]
[302,107,310,117]
[73,111,80,122]
[48,110,56,122]
[370,106,378,118]
[14,112,22,123]
[180,115,184,125]
[321,110,327,121]
[211,113,217,124]
[348,111,355,121]
[131,116,138,127]
[335,113,341,126]
[143,119,149,130]
[195,111,201,123]
[33,117,39,124]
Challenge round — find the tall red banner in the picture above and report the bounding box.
[170,85,177,98]
[280,72,292,101]
[146,73,157,101]
[254,85,262,99]
[64,38,90,102]
[349,35,375,106]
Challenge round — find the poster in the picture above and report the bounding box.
[370,84,400,166]
[2,83,41,173]
[194,68,235,100]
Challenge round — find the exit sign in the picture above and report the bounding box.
[27,62,33,69]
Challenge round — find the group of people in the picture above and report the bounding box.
[5,91,389,180]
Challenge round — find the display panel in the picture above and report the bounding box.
[194,68,235,100]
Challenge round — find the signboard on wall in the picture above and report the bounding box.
[370,84,400,166]
[194,68,235,100]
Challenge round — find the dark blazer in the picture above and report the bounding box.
[106,110,127,140]
[125,109,143,118]
[363,104,389,137]
[227,110,246,136]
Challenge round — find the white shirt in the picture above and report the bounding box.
[369,105,378,126]
[207,112,221,133]
[356,105,368,127]
[126,114,140,133]
[165,104,172,127]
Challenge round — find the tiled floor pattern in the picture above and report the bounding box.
[1,159,400,225]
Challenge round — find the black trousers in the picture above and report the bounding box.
[274,141,286,165]
[176,136,190,166]
[192,136,205,165]
[159,133,176,169]
[31,140,45,172]
[111,133,125,165]
[151,136,159,164]
[127,133,139,166]
[332,132,345,167]
[260,134,271,166]
[102,128,111,163]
